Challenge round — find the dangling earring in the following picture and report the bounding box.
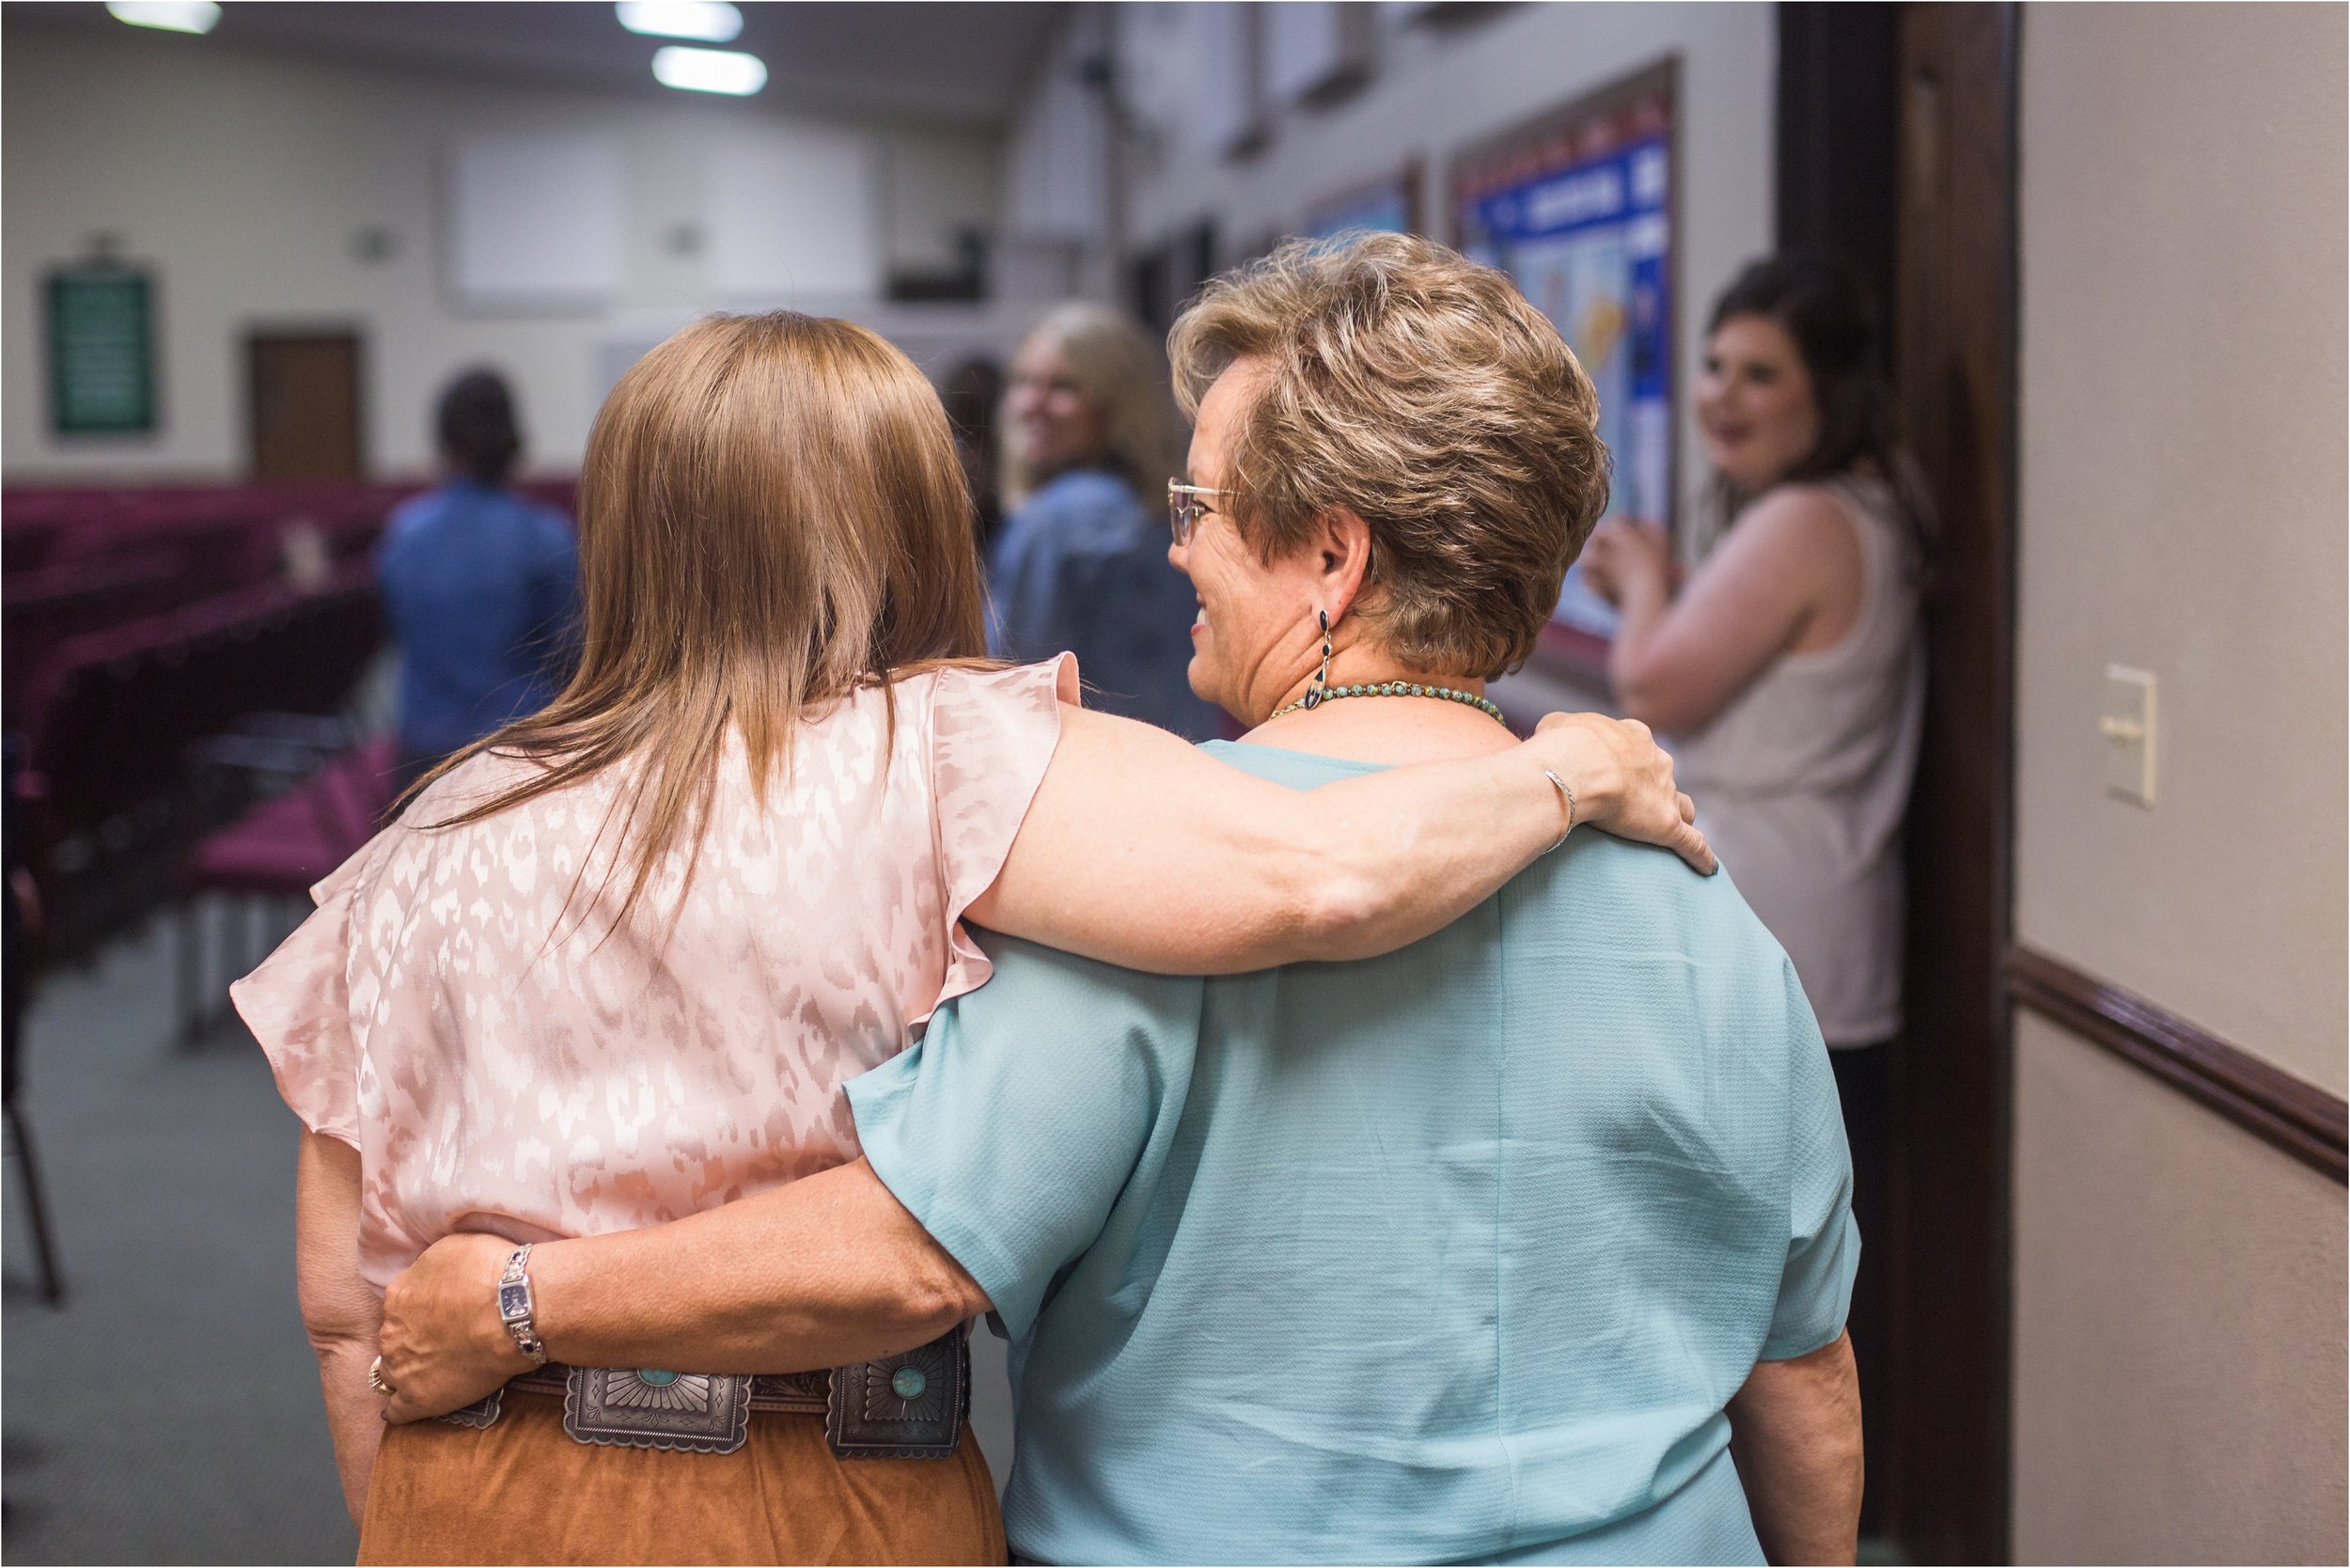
[1304,609,1333,709]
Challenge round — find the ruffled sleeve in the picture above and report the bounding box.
[920,653,1079,1023]
[227,837,387,1150]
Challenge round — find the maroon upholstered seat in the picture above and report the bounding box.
[177,735,395,1043]
[183,736,395,896]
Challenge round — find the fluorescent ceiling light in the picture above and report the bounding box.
[107,1,220,33]
[618,1,742,43]
[651,45,767,96]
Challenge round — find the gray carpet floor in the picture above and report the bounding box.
[4,900,356,1563]
[1,897,1018,1566]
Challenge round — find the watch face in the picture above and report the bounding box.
[499,1283,530,1320]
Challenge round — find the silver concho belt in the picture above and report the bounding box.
[436,1322,968,1459]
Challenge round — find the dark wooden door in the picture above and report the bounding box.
[247,331,364,480]
[1778,5,2021,1559]
[1886,5,2020,1561]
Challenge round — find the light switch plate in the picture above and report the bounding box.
[2102,665,2156,808]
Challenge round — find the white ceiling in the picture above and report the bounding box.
[1,2,1069,127]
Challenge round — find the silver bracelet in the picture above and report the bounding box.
[1542,768,1577,854]
[496,1243,548,1368]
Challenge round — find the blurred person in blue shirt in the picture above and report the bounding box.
[989,304,1222,740]
[378,369,578,793]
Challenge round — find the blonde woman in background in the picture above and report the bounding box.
[989,303,1222,738]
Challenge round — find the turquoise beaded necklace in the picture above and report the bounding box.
[1272,681,1509,727]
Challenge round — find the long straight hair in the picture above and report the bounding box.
[415,311,989,930]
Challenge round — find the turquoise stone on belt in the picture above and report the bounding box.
[891,1367,929,1400]
[634,1368,681,1387]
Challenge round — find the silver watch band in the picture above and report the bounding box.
[496,1243,548,1367]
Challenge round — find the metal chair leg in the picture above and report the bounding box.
[177,899,204,1046]
[209,894,248,1041]
[5,1098,64,1304]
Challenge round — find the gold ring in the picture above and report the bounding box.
[368,1356,397,1397]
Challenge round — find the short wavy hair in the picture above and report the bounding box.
[1168,232,1609,677]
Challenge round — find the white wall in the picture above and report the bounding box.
[2011,6,2348,1560]
[2013,1011,2347,1563]
[2015,5,2348,1093]
[1,22,1018,481]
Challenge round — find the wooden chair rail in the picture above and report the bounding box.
[2007,945,2347,1183]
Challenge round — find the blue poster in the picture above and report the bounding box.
[1458,134,1671,638]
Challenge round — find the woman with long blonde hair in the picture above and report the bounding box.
[237,310,1707,1564]
[990,302,1221,737]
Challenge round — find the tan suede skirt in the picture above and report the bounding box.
[359,1389,1006,1566]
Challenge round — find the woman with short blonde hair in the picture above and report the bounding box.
[240,306,1708,1564]
[989,302,1215,736]
[1168,229,1613,679]
[999,301,1183,507]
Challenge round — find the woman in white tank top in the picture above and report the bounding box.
[1580,255,1924,1526]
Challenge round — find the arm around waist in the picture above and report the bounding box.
[373,1158,990,1423]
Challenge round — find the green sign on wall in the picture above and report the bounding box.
[46,268,156,435]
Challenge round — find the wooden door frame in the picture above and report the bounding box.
[1888,8,2020,1560]
[1776,5,2020,1560]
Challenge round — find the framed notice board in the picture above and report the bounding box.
[1451,58,1677,652]
[46,268,157,435]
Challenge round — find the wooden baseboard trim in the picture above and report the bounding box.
[2007,946,2346,1183]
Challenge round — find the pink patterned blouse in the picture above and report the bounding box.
[232,657,1074,1289]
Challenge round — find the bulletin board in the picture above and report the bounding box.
[1303,161,1420,241]
[46,267,156,436]
[1450,58,1678,657]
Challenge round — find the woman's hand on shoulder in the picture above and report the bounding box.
[1530,712,1715,874]
[375,1231,534,1424]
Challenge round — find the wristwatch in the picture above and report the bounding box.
[496,1244,548,1368]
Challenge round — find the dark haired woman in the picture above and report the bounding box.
[378,368,579,796]
[1581,253,1924,1514]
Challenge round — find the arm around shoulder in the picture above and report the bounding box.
[969,700,1710,976]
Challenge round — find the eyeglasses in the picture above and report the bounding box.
[1167,480,1227,547]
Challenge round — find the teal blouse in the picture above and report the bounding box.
[849,742,1856,1565]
